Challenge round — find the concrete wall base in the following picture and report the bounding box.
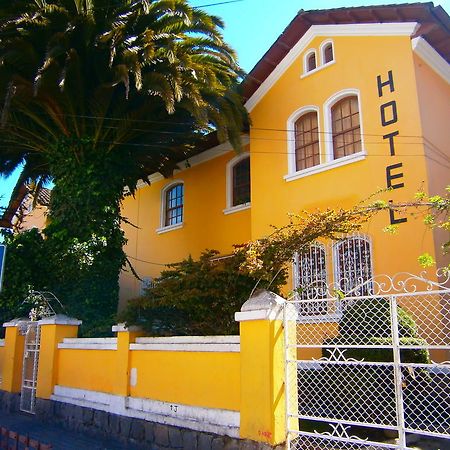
[0,391,21,413]
[0,391,285,449]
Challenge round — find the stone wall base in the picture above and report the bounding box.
[0,391,21,413]
[0,392,284,450]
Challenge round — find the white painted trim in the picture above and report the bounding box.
[132,336,240,351]
[300,59,336,79]
[51,386,240,438]
[38,315,82,326]
[2,318,29,328]
[158,180,184,232]
[62,338,117,344]
[245,22,419,112]
[135,135,250,190]
[58,343,117,350]
[225,152,251,210]
[412,37,450,84]
[130,343,240,352]
[284,151,366,182]
[303,48,317,74]
[320,39,335,66]
[286,105,322,175]
[135,336,240,344]
[234,308,282,322]
[112,323,142,333]
[58,337,117,350]
[223,203,251,215]
[323,88,365,163]
[156,223,183,234]
[0,339,4,347]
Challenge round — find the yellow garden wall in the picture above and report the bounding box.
[0,342,4,387]
[56,349,117,395]
[129,350,240,411]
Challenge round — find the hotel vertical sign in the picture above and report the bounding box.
[377,70,407,225]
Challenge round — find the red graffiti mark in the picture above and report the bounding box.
[258,430,272,439]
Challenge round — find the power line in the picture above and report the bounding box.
[126,254,169,266]
[30,0,244,12]
[22,111,431,139]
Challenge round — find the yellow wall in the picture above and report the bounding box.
[413,53,450,271]
[120,147,251,306]
[57,349,117,395]
[120,33,448,308]
[249,34,441,282]
[0,344,4,387]
[129,350,240,411]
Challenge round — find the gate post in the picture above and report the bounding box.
[36,315,81,399]
[112,323,143,397]
[2,319,29,393]
[236,290,297,446]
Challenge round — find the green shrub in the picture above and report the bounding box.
[337,297,418,341]
[313,297,431,425]
[119,249,287,336]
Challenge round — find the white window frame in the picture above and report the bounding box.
[332,234,374,296]
[323,88,366,163]
[320,39,335,66]
[303,49,317,74]
[223,153,251,215]
[286,105,322,176]
[157,180,184,234]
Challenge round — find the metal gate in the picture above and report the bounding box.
[284,271,450,449]
[19,322,41,414]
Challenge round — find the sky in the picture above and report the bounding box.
[1,0,449,209]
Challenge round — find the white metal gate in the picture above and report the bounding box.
[19,322,41,414]
[284,271,450,449]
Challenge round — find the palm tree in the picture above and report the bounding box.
[0,0,247,333]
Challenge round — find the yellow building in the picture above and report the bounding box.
[120,3,450,307]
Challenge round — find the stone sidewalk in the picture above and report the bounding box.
[0,410,140,450]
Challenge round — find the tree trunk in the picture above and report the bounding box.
[45,140,127,336]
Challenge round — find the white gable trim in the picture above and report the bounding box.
[135,135,250,189]
[412,37,450,84]
[245,22,419,113]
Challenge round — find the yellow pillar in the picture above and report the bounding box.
[36,315,81,399]
[236,290,298,446]
[112,323,143,397]
[2,319,29,393]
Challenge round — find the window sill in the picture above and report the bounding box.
[156,223,183,234]
[223,203,251,215]
[301,60,336,79]
[284,151,366,182]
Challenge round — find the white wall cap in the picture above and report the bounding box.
[38,315,82,326]
[135,336,240,344]
[241,289,285,312]
[3,318,30,328]
[235,290,286,322]
[112,323,142,333]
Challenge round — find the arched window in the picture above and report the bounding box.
[294,111,320,171]
[224,153,251,214]
[293,243,328,315]
[306,51,316,72]
[164,183,184,226]
[333,235,373,296]
[232,156,250,207]
[331,96,361,159]
[322,42,334,64]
